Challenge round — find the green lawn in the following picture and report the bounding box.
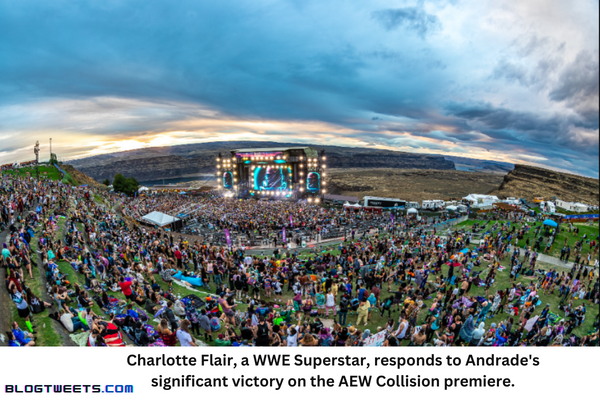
[9,224,64,346]
[2,165,63,181]
[457,219,599,260]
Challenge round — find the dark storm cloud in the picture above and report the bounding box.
[549,50,600,123]
[0,0,598,177]
[445,101,599,156]
[371,7,442,39]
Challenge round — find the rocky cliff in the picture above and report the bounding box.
[491,164,599,205]
[69,141,456,183]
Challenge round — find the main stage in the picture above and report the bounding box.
[216,147,326,201]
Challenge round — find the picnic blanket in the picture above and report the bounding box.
[104,296,125,316]
[69,331,90,347]
[182,294,206,309]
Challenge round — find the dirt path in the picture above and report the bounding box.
[0,203,77,346]
[0,229,13,346]
[44,212,77,346]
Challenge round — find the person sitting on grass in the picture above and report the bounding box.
[157,319,178,346]
[52,285,71,313]
[25,287,52,314]
[10,285,35,333]
[97,315,125,347]
[6,329,34,347]
[215,332,232,346]
[10,321,36,346]
[118,276,136,302]
[159,265,175,288]
[59,308,89,333]
[143,292,160,315]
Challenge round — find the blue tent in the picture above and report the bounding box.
[543,219,558,228]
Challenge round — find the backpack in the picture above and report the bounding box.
[257,323,269,338]
[383,298,393,309]
[210,318,221,332]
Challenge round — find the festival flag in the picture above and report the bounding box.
[224,229,232,247]
[282,227,287,243]
[289,215,294,227]
[391,213,394,224]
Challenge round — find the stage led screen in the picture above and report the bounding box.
[223,172,233,189]
[307,172,320,193]
[254,166,291,191]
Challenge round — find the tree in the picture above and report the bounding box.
[102,178,111,186]
[112,173,139,196]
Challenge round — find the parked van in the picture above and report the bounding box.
[408,202,421,210]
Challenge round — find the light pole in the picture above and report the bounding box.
[49,138,52,162]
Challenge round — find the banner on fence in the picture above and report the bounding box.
[224,229,232,247]
[561,214,598,220]
[363,330,388,347]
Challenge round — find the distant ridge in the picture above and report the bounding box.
[68,141,457,182]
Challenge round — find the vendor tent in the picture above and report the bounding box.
[141,211,180,227]
[463,194,500,207]
[407,207,419,214]
[344,202,362,208]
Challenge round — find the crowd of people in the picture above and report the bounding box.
[2,170,599,348]
[122,192,455,241]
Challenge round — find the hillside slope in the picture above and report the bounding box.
[61,164,105,188]
[328,169,504,202]
[491,164,599,205]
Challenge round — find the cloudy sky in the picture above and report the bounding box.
[1,0,598,176]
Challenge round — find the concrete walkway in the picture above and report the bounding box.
[537,253,579,269]
[469,239,595,270]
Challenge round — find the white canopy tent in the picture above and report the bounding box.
[463,194,499,207]
[407,207,419,214]
[344,202,362,208]
[138,186,149,192]
[141,211,180,227]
